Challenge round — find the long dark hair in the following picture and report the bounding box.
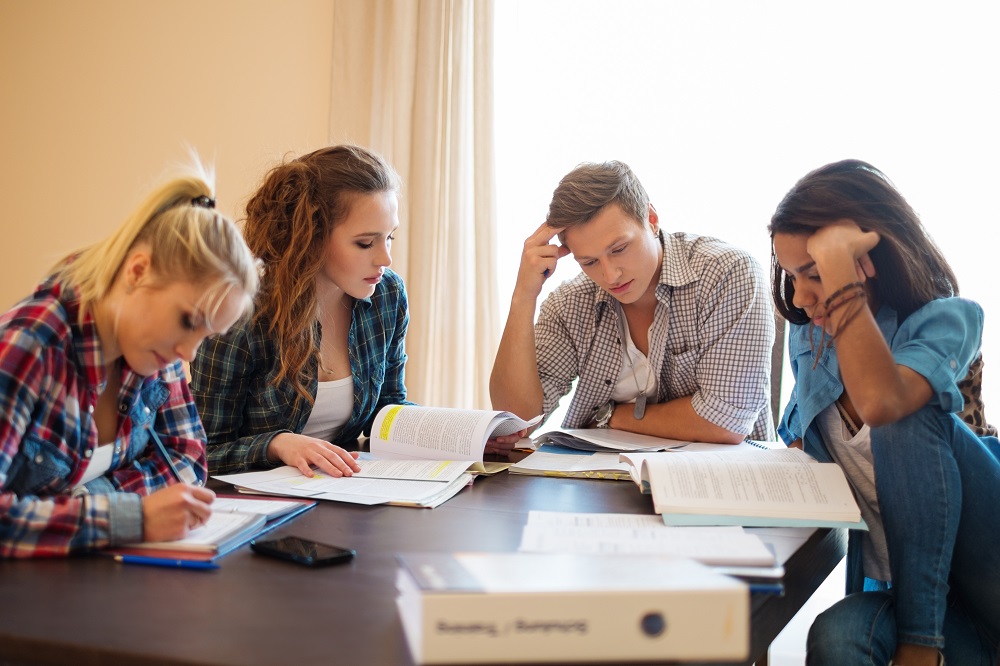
[243,145,400,401]
[768,159,957,325]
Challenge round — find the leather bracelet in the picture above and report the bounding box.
[824,281,865,309]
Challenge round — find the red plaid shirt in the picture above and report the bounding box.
[0,272,207,558]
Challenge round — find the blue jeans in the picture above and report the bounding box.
[807,406,1000,665]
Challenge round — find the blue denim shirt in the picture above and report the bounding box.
[777,297,985,592]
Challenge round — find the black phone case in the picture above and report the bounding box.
[250,537,355,567]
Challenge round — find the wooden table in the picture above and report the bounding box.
[0,470,846,665]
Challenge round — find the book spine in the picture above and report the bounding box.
[406,588,748,664]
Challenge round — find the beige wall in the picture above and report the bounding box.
[0,0,336,309]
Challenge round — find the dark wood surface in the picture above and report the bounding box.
[0,470,846,666]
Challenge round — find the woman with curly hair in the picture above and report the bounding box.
[192,145,520,479]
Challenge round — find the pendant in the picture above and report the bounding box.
[633,392,647,420]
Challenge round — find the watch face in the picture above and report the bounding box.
[596,401,614,427]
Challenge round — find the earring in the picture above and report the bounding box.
[126,284,134,295]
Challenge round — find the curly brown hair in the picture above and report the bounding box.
[243,145,400,400]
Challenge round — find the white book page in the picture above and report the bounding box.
[534,428,688,452]
[510,450,627,474]
[214,464,473,506]
[369,406,498,461]
[518,511,776,566]
[620,448,814,489]
[211,497,304,519]
[350,457,473,482]
[127,512,262,551]
[646,453,860,521]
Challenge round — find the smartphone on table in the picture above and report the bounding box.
[250,535,356,567]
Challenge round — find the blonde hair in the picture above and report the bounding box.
[60,162,259,325]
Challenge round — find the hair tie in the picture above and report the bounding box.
[191,195,216,209]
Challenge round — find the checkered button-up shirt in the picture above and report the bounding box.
[190,269,412,474]
[0,274,208,558]
[536,231,776,440]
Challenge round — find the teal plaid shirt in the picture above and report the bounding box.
[190,270,411,474]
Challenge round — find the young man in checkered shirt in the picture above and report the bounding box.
[490,160,775,443]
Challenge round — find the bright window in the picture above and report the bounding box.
[495,0,1000,411]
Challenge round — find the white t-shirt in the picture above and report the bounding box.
[73,443,114,487]
[610,317,658,405]
[817,403,891,581]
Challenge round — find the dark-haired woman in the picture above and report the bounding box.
[769,159,999,666]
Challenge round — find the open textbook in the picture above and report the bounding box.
[511,434,784,480]
[621,447,867,529]
[371,404,541,471]
[214,458,478,509]
[212,407,539,508]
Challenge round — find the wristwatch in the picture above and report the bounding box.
[591,400,615,429]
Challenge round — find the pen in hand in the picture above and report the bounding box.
[149,428,186,484]
[144,427,215,538]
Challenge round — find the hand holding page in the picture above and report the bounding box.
[370,405,541,471]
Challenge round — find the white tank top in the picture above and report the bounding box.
[302,376,354,442]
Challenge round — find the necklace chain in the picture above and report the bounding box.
[623,345,650,419]
[617,309,651,420]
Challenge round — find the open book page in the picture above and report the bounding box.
[621,448,811,489]
[518,510,777,567]
[370,405,540,462]
[509,448,632,480]
[351,455,474,482]
[212,496,314,520]
[625,449,863,527]
[214,465,475,508]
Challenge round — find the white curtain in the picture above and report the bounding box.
[330,0,499,409]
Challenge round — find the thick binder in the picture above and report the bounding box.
[396,552,748,664]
